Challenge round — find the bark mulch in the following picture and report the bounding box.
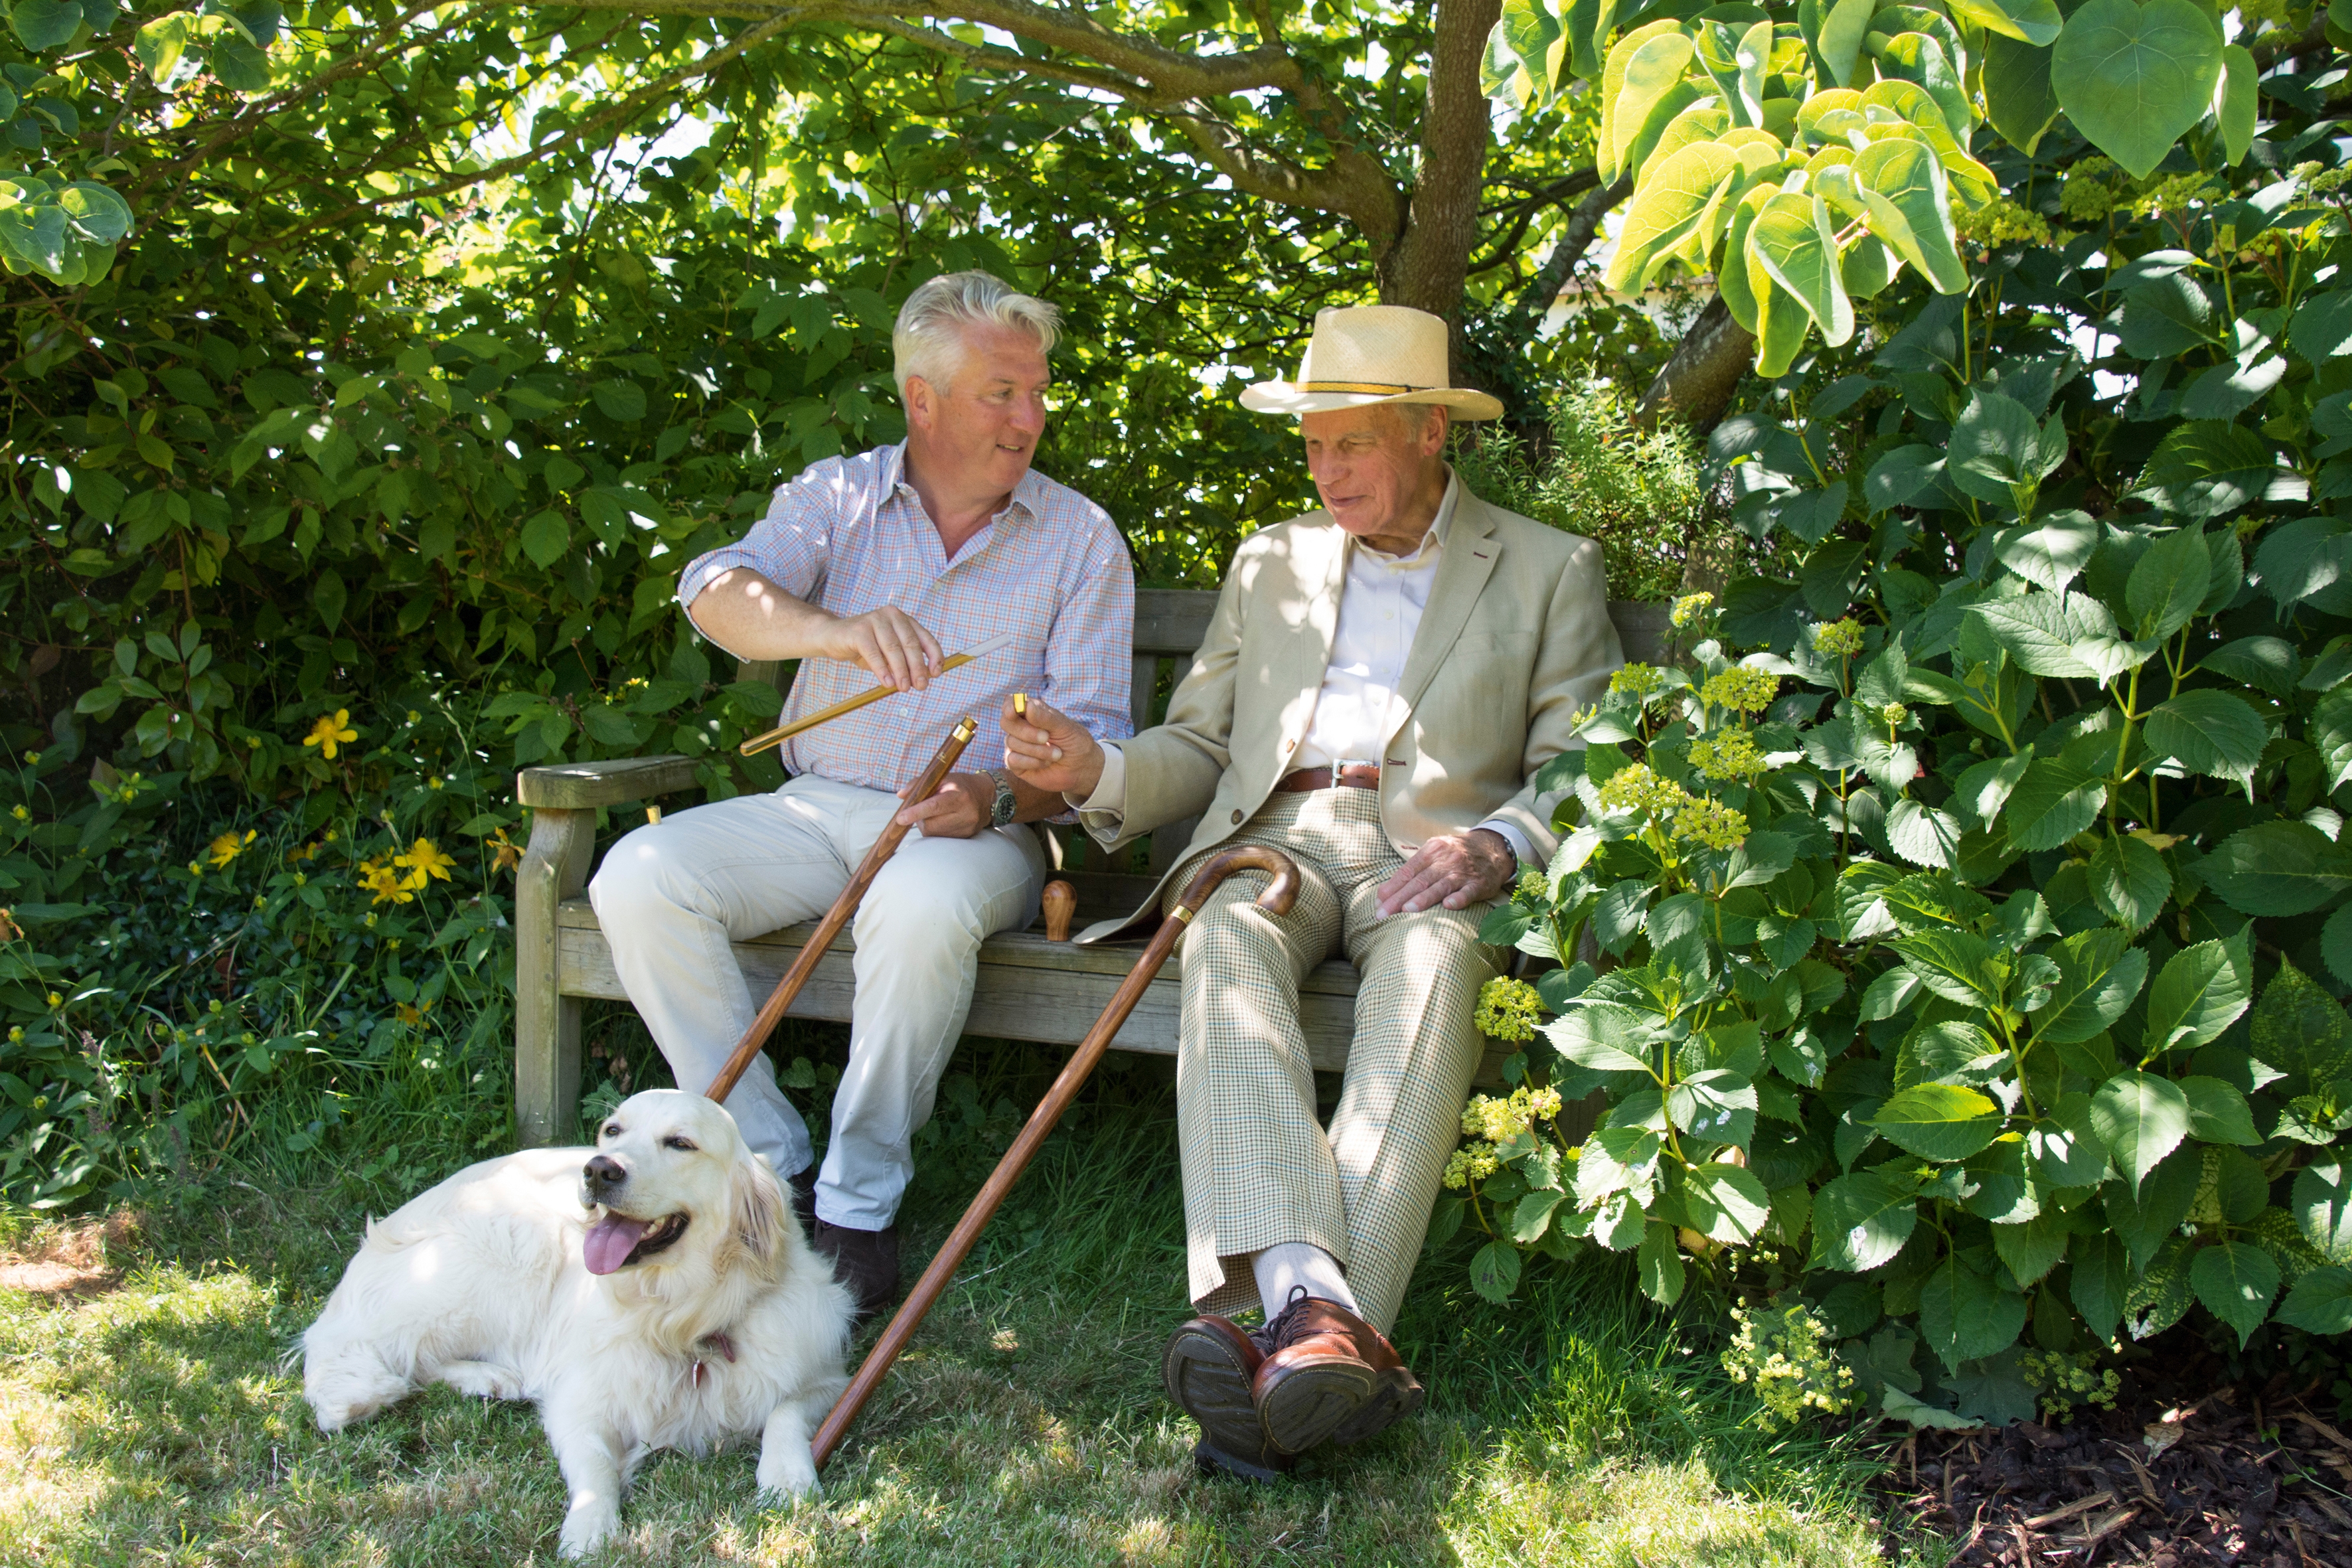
[1874,1376,2352,1565]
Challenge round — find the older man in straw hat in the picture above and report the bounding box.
[1002,304,1622,1476]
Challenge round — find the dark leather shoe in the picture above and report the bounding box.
[811,1219,899,1317]
[786,1167,817,1232]
[1251,1291,1424,1455]
[1162,1315,1293,1480]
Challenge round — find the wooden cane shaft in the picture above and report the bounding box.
[738,652,987,757]
[703,718,978,1106]
[811,844,1300,1470]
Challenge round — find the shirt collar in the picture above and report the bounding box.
[1353,469,1457,569]
[884,441,1040,526]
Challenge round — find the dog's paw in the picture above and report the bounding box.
[755,1456,820,1502]
[558,1504,620,1559]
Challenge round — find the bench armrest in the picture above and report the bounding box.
[517,755,701,810]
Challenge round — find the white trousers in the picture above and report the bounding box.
[588,774,1048,1230]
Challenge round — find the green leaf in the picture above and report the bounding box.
[2072,1230,2130,1340]
[2293,1160,2352,1263]
[2088,833,2171,932]
[1982,33,2061,152]
[1811,1169,1920,1271]
[11,0,84,49]
[2105,1147,2201,1271]
[2003,758,2106,852]
[2049,0,2225,181]
[2276,1265,2352,1334]
[1608,31,1701,181]
[1604,143,1739,293]
[2199,636,2299,698]
[1992,1212,2068,1287]
[1949,0,2064,47]
[1948,391,2062,508]
[589,378,647,422]
[312,568,347,633]
[1750,191,1853,347]
[1891,928,2002,1008]
[1666,1068,1757,1148]
[2089,1071,2191,1195]
[2142,937,2252,1054]
[520,509,570,570]
[2119,275,2216,358]
[1994,513,2099,594]
[2126,1236,2197,1338]
[2217,43,2256,166]
[2290,290,2352,364]
[2037,928,2147,1044]
[1875,32,1973,151]
[1470,1239,1524,1303]
[2250,959,2352,1083]
[1545,1004,1656,1075]
[1919,1255,2027,1370]
[1817,0,1876,84]
[2125,523,2212,641]
[1871,1083,2007,1161]
[2135,421,2282,519]
[2177,1076,2259,1146]
[1637,1219,1686,1304]
[1681,1162,1770,1245]
[56,183,131,246]
[1851,135,1966,295]
[1967,594,2102,680]
[2030,1093,2112,1187]
[2190,1241,2278,1348]
[2199,822,2352,917]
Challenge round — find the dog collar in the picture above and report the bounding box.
[690,1331,738,1387]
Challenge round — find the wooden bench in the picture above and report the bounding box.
[512,589,1671,1147]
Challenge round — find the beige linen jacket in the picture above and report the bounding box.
[1073,485,1624,943]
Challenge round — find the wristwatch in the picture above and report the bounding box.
[984,767,1018,828]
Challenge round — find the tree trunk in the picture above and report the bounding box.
[1632,295,1755,435]
[1375,0,1502,378]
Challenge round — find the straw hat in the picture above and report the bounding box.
[1239,305,1504,421]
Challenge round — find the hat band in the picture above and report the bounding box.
[1296,380,1427,394]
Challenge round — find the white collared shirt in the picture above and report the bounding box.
[1078,472,1532,866]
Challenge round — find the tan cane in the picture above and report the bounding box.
[703,717,979,1105]
[811,843,1302,1470]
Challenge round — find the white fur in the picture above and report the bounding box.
[302,1089,855,1557]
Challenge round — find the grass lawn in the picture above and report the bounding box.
[0,1046,1946,1566]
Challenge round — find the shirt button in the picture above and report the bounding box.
[1231,809,1245,824]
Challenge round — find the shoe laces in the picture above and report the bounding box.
[1255,1285,1320,1354]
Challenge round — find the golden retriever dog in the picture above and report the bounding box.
[302,1089,854,1556]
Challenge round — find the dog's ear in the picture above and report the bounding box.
[728,1153,787,1273]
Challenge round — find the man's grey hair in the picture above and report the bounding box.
[891,272,1060,400]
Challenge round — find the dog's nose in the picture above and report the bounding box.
[583,1154,627,1198]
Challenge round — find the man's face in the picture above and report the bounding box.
[1299,404,1449,552]
[905,322,1052,496]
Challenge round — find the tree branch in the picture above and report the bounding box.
[1491,173,1629,345]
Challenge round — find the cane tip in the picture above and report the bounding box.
[1042,878,1077,942]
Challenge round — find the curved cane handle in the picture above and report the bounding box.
[1169,844,1300,922]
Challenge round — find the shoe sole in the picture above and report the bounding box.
[1326,1366,1424,1448]
[1256,1356,1378,1456]
[1162,1321,1270,1461]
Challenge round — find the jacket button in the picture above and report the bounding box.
[1231,809,1244,824]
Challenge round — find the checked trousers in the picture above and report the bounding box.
[1168,787,1502,1334]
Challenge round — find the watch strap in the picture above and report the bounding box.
[985,767,1018,827]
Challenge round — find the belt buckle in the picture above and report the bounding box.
[1337,757,1380,788]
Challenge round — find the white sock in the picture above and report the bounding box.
[1253,1241,1361,1321]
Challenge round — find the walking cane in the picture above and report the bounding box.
[810,842,1302,1470]
[703,716,980,1105]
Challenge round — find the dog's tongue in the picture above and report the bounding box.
[583,1214,649,1276]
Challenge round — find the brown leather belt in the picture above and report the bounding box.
[1274,763,1381,793]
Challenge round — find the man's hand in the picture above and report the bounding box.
[895,771,991,838]
[1375,828,1517,917]
[824,605,944,692]
[999,695,1106,798]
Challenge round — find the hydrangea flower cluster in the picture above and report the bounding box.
[1514,868,1549,902]
[1672,797,1749,851]
[1459,1083,1565,1142]
[1670,591,1714,629]
[1608,662,1665,700]
[1474,977,1545,1042]
[1810,618,1865,657]
[1879,702,1908,729]
[1597,761,1691,817]
[1687,728,1764,782]
[1720,1302,1859,1431]
[1700,665,1780,714]
[1441,1141,1499,1190]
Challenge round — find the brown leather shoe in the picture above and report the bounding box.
[810,1219,899,1317]
[1161,1315,1293,1481]
[1251,1291,1424,1455]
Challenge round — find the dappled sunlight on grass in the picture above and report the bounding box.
[0,1080,1940,1565]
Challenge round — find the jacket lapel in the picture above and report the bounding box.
[1275,514,1348,728]
[1393,491,1500,716]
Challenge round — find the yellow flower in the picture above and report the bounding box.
[1688,730,1766,782]
[395,837,456,885]
[22,751,37,764]
[1811,619,1865,657]
[1670,591,1715,629]
[45,991,60,1008]
[9,805,27,821]
[304,710,358,760]
[1609,663,1665,700]
[208,829,257,868]
[1674,797,1750,851]
[1475,977,1545,1042]
[360,859,415,905]
[1700,665,1780,714]
[488,826,522,874]
[1597,762,1691,817]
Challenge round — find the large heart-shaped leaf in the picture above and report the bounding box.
[1950,0,2065,46]
[1851,135,1966,295]
[1604,142,1740,292]
[2049,0,2225,182]
[1750,190,1854,347]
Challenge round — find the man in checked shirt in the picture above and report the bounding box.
[590,272,1133,1314]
